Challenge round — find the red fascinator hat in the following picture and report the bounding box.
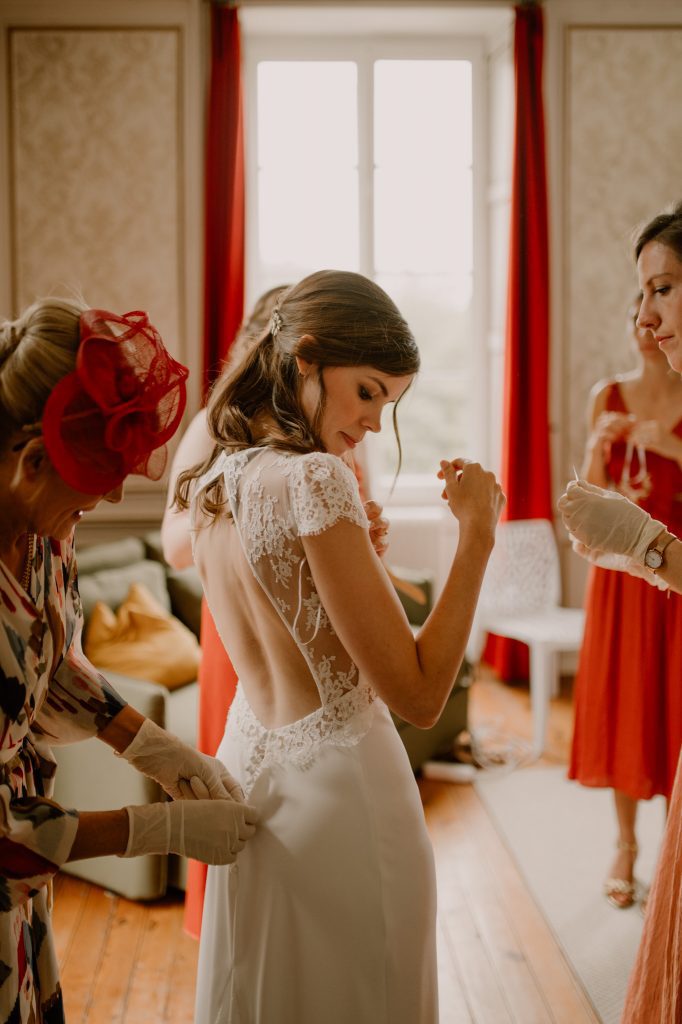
[42,309,188,494]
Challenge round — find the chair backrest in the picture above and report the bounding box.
[478,518,562,616]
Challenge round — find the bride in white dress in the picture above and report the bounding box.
[177,270,504,1023]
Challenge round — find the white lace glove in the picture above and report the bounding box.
[119,718,244,801]
[558,479,666,562]
[122,799,258,864]
[569,539,669,592]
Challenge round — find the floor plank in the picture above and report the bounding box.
[125,899,195,1024]
[59,885,118,1020]
[86,898,146,1024]
[51,873,89,969]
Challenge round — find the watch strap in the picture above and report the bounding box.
[646,530,677,571]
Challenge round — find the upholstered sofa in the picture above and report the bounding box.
[54,534,470,900]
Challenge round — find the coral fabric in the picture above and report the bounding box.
[569,383,682,800]
[202,6,245,396]
[486,3,551,682]
[183,599,239,939]
[621,752,682,1023]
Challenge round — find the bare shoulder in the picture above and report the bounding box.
[586,376,624,421]
[588,376,619,406]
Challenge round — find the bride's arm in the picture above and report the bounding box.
[303,461,503,728]
[161,409,213,570]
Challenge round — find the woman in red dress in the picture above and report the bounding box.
[561,200,682,1021]
[570,297,682,908]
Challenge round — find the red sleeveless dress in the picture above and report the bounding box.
[569,382,682,800]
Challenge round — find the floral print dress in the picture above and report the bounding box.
[0,534,126,1023]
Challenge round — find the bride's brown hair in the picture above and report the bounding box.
[176,270,419,519]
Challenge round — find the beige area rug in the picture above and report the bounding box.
[475,766,666,1024]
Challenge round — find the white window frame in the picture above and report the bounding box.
[242,27,489,507]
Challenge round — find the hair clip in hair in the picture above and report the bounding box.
[270,308,284,338]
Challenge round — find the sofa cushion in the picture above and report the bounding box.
[84,582,200,689]
[78,559,170,623]
[166,566,203,638]
[76,537,147,575]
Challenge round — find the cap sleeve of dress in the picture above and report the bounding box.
[287,453,369,537]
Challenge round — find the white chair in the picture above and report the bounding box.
[466,518,585,757]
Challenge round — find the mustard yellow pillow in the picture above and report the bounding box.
[84,582,200,690]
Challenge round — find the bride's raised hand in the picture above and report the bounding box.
[438,458,505,540]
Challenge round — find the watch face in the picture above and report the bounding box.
[645,548,664,570]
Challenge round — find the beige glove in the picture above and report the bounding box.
[569,539,669,592]
[122,798,259,864]
[558,479,665,562]
[119,718,244,801]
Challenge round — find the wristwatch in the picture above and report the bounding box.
[644,530,677,571]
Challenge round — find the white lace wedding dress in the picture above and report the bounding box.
[192,448,438,1024]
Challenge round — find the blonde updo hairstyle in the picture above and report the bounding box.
[177,269,420,519]
[0,297,86,451]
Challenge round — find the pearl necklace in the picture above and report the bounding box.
[20,533,35,593]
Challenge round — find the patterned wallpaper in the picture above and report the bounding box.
[564,26,682,475]
[8,28,184,364]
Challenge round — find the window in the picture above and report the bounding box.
[243,19,490,502]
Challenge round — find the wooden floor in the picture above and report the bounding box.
[53,673,600,1024]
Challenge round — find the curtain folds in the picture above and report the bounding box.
[186,4,245,940]
[485,2,551,681]
[202,3,245,396]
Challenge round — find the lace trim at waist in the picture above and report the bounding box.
[225,680,376,794]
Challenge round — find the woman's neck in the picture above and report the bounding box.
[0,527,31,581]
[637,358,682,392]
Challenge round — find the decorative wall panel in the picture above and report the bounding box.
[565,27,682,473]
[9,28,183,363]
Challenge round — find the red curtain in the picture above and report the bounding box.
[485,2,551,680]
[202,3,245,396]
[185,4,245,940]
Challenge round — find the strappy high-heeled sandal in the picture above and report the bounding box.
[603,839,638,909]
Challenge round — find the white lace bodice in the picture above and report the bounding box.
[191,448,376,792]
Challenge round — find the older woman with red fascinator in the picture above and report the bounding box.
[0,299,257,1024]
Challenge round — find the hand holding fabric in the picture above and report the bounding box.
[589,410,634,448]
[558,479,665,561]
[122,798,259,863]
[437,458,505,538]
[628,419,682,462]
[119,718,244,801]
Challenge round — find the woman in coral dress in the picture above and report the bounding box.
[569,299,682,908]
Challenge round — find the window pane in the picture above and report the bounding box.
[369,372,475,478]
[257,61,359,277]
[259,169,358,276]
[376,272,473,368]
[257,62,358,165]
[373,60,474,481]
[374,165,472,274]
[372,273,474,477]
[374,60,472,275]
[374,60,472,166]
